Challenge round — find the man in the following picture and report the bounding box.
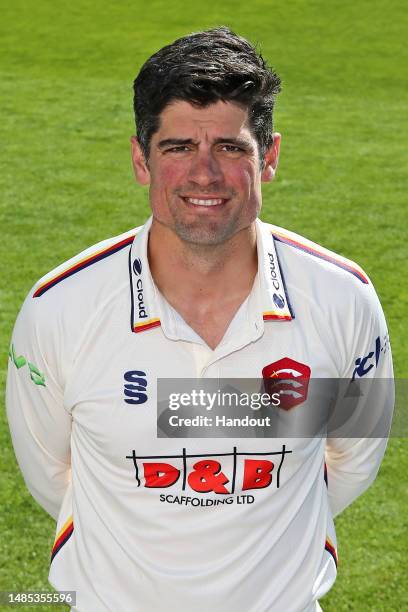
[6,27,393,612]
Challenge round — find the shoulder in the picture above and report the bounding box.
[16,226,142,337]
[263,220,370,287]
[259,219,383,323]
[11,226,144,386]
[31,226,140,300]
[259,220,389,376]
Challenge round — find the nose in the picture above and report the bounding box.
[188,148,223,187]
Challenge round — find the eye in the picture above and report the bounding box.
[220,144,244,153]
[165,145,191,153]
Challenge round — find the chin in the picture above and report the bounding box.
[173,220,239,246]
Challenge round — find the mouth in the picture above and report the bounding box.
[181,196,228,207]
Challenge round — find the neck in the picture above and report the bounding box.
[148,219,258,303]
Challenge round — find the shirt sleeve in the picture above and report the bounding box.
[324,279,394,518]
[6,290,72,520]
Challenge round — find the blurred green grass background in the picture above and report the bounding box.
[1,1,407,610]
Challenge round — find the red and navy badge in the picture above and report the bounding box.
[262,357,311,410]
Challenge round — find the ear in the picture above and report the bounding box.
[261,133,281,182]
[131,136,151,185]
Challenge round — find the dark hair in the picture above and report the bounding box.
[133,27,281,164]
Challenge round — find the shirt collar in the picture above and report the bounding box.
[255,218,294,323]
[129,217,162,333]
[128,217,294,338]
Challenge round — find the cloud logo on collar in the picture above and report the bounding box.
[273,293,285,309]
[133,258,142,276]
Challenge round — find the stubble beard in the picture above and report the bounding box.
[168,189,249,247]
[171,212,243,246]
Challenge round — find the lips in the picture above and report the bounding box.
[181,196,228,207]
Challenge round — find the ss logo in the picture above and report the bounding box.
[124,370,147,405]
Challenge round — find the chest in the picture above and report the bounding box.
[167,297,250,350]
[63,310,340,501]
[65,308,339,441]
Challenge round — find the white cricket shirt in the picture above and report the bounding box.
[6,218,394,612]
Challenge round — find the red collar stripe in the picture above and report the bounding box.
[133,318,161,333]
[33,235,136,298]
[263,312,292,321]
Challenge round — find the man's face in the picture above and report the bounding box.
[131,100,280,246]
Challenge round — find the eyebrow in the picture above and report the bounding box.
[157,138,196,149]
[213,137,253,148]
[157,137,253,149]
